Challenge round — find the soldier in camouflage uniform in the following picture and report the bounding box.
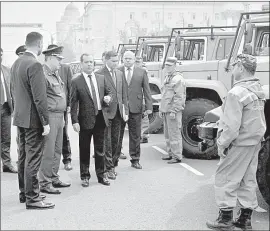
[159,57,186,164]
[206,54,266,231]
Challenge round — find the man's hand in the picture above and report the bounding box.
[218,146,226,158]
[67,106,71,113]
[144,110,152,116]
[169,112,176,119]
[103,95,111,105]
[42,124,50,136]
[73,123,80,133]
[159,112,164,118]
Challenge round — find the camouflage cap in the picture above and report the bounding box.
[165,57,177,66]
[232,54,257,72]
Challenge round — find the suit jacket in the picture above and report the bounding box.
[10,52,49,128]
[1,64,13,112]
[95,66,128,120]
[58,63,72,107]
[118,66,152,113]
[70,72,112,130]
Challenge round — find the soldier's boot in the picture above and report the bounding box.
[206,209,234,231]
[233,208,253,230]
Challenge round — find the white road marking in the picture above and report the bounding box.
[152,146,204,176]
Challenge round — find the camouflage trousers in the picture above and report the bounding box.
[164,112,183,160]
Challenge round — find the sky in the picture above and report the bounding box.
[1,1,85,34]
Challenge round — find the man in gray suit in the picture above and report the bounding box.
[1,48,17,173]
[118,51,152,169]
[11,32,54,209]
[96,51,128,179]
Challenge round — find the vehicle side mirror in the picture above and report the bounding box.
[245,22,253,44]
[243,43,253,55]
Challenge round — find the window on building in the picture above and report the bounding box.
[179,13,184,19]
[130,12,135,20]
[203,13,207,21]
[142,12,147,19]
[192,13,196,20]
[168,13,172,20]
[215,13,220,20]
[155,12,160,20]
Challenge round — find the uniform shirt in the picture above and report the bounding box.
[1,70,7,103]
[43,65,66,113]
[82,72,101,110]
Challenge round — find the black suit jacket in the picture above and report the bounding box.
[95,66,128,120]
[118,66,152,113]
[70,72,112,130]
[1,64,13,112]
[10,52,49,128]
[58,63,72,107]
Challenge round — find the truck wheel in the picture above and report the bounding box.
[182,98,219,159]
[147,111,164,134]
[256,136,270,205]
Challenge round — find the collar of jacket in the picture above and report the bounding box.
[233,77,260,87]
[43,64,56,76]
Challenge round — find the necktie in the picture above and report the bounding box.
[88,75,98,115]
[127,67,132,85]
[1,73,6,105]
[110,70,116,86]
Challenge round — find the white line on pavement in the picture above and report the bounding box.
[152,146,204,176]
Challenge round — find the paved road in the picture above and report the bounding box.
[1,120,269,230]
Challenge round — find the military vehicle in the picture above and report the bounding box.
[135,27,237,134]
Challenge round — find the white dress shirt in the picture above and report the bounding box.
[25,50,37,59]
[83,72,101,110]
[124,65,134,81]
[1,70,7,102]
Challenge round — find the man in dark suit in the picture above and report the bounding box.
[96,51,128,179]
[1,48,17,173]
[71,53,112,187]
[10,32,54,210]
[118,51,152,169]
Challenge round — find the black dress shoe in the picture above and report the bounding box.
[167,159,182,164]
[140,137,148,143]
[98,178,110,186]
[52,181,71,188]
[19,194,46,203]
[81,179,89,187]
[119,153,127,159]
[162,156,172,160]
[3,165,18,173]
[26,201,55,210]
[41,187,61,194]
[131,162,142,169]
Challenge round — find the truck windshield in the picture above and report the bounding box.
[175,39,205,60]
[142,44,165,62]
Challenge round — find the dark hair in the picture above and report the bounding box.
[80,53,90,63]
[80,53,95,65]
[25,32,43,46]
[105,51,118,60]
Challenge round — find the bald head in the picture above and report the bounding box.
[123,50,135,68]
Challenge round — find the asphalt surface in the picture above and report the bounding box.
[1,119,269,230]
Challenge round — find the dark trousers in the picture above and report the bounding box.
[17,127,45,204]
[1,103,12,167]
[115,118,126,167]
[79,111,106,180]
[128,112,142,163]
[104,108,123,171]
[62,111,71,164]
